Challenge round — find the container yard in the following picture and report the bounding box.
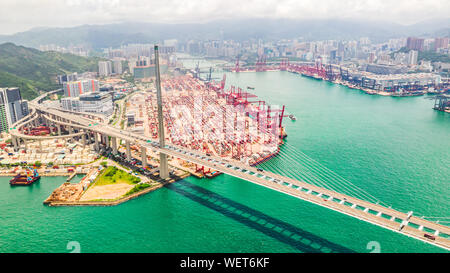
[124,74,288,176]
[0,135,98,166]
[225,57,450,96]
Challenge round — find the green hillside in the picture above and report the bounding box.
[0,43,102,100]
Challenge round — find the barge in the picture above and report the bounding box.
[249,149,280,166]
[10,168,40,186]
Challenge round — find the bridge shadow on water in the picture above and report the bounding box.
[166,180,355,253]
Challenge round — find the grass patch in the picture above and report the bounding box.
[124,183,151,196]
[88,198,117,202]
[94,166,141,186]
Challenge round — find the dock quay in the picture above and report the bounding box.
[228,60,448,97]
[0,170,85,177]
[433,94,450,113]
[171,163,204,178]
[66,172,77,182]
[0,164,91,178]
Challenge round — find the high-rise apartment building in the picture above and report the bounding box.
[133,57,168,79]
[0,88,29,133]
[98,61,112,77]
[63,79,99,97]
[408,50,418,65]
[406,37,424,51]
[113,59,123,75]
[434,37,449,51]
[57,72,78,84]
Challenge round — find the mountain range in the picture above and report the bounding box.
[0,43,101,100]
[0,18,449,50]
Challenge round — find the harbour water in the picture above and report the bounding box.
[0,71,449,253]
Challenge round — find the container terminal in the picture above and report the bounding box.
[125,74,288,177]
[225,57,450,97]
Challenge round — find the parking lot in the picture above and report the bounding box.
[98,144,181,183]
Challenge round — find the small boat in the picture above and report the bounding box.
[288,114,297,121]
[10,168,40,186]
[247,86,255,90]
[205,171,222,178]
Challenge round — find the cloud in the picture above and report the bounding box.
[0,0,448,34]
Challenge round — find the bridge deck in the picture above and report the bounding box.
[159,146,450,250]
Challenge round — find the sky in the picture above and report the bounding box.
[0,0,449,35]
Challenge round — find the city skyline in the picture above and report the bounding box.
[0,0,449,35]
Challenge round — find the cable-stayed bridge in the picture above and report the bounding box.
[8,99,449,251]
[8,46,449,251]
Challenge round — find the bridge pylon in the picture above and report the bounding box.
[155,45,169,179]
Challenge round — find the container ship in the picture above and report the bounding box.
[10,168,40,186]
[302,73,323,81]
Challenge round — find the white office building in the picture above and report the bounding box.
[61,92,113,116]
[0,87,29,133]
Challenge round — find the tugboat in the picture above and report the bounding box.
[10,167,40,186]
[288,114,297,121]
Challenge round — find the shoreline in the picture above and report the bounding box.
[294,72,435,97]
[1,166,191,207]
[0,172,79,177]
[44,172,189,207]
[224,68,448,98]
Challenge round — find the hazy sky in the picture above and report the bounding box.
[0,0,449,35]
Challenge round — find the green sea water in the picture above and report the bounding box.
[0,71,449,253]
